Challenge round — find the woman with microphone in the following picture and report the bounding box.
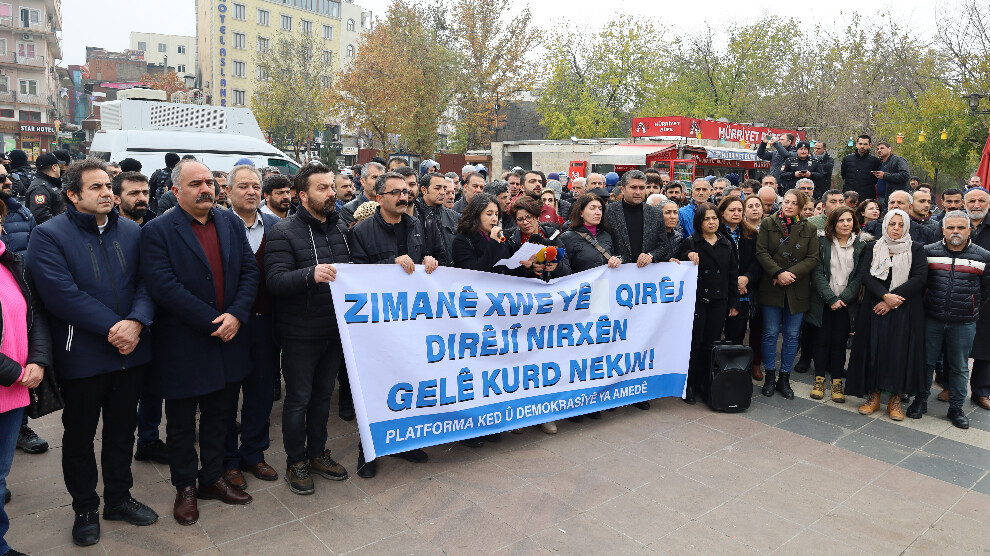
[451,193,514,272]
[507,196,571,280]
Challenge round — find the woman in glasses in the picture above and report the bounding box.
[507,196,571,280]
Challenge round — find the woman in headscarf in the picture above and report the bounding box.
[845,209,928,421]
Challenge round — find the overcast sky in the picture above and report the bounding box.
[63,0,942,66]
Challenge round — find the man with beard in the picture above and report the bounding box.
[0,164,36,254]
[213,171,230,208]
[333,172,355,212]
[26,152,66,224]
[840,134,881,201]
[112,172,154,226]
[265,162,352,495]
[963,187,990,412]
[415,172,459,262]
[261,174,293,219]
[522,170,545,200]
[349,171,436,478]
[909,211,990,428]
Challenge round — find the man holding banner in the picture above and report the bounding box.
[350,170,437,478]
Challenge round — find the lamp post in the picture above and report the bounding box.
[965,93,990,115]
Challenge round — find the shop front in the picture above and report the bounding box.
[589,143,771,183]
[17,124,56,161]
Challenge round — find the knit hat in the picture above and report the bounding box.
[8,150,27,167]
[725,173,740,186]
[545,180,562,199]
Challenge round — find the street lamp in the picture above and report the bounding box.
[965,93,990,115]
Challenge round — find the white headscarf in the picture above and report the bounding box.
[870,209,912,289]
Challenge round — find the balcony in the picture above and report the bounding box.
[0,54,48,69]
[16,93,48,105]
[0,91,14,103]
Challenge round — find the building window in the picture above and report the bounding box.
[233,89,246,106]
[19,7,38,28]
[233,3,246,20]
[257,66,268,80]
[177,45,186,54]
[0,76,7,92]
[346,18,355,32]
[177,64,186,73]
[0,38,6,56]
[0,109,13,119]
[233,61,246,78]
[323,24,332,40]
[301,20,312,35]
[257,8,269,26]
[257,37,269,52]
[0,4,11,21]
[280,14,291,31]
[233,33,246,49]
[137,41,146,51]
[19,110,40,122]
[18,79,37,96]
[346,44,354,58]
[157,43,166,52]
[16,42,35,59]
[321,76,331,88]
[330,0,340,17]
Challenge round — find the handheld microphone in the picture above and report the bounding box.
[497,230,506,242]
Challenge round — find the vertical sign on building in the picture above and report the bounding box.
[217,0,227,106]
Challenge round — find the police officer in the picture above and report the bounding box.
[25,152,66,224]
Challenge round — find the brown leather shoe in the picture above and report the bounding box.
[173,486,199,525]
[975,396,990,410]
[223,469,247,490]
[937,389,950,402]
[751,364,764,381]
[248,461,279,481]
[888,394,904,421]
[198,478,253,505]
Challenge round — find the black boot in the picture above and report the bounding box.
[907,397,927,419]
[761,369,776,397]
[776,372,794,399]
[793,359,811,373]
[948,407,969,429]
[683,387,696,405]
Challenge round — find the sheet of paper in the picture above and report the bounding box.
[495,242,546,268]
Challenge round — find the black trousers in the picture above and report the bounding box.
[337,359,353,412]
[60,365,145,512]
[689,299,727,396]
[972,359,990,397]
[812,306,850,379]
[798,320,818,364]
[224,315,278,470]
[165,383,236,489]
[281,338,343,466]
[723,300,749,344]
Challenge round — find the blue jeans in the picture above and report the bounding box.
[761,301,804,374]
[0,406,25,554]
[922,320,976,410]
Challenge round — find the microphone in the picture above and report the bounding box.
[497,230,506,243]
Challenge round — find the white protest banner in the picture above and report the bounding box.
[330,262,698,460]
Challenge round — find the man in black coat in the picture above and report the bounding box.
[779,142,824,192]
[142,161,257,525]
[603,169,670,409]
[25,152,65,224]
[414,172,458,264]
[341,161,384,225]
[964,187,990,412]
[875,141,911,203]
[840,134,881,201]
[265,162,353,496]
[813,141,835,194]
[864,191,936,245]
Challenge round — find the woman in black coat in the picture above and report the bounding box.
[846,209,928,421]
[682,202,740,404]
[507,196,571,280]
[718,196,759,351]
[560,193,622,273]
[451,193,514,273]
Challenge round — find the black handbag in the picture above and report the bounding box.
[26,369,64,419]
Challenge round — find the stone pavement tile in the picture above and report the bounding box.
[491,446,576,481]
[349,455,429,497]
[699,499,804,554]
[870,465,968,510]
[965,408,990,431]
[217,521,329,555]
[802,404,870,431]
[490,537,556,556]
[806,444,895,483]
[624,435,707,471]
[770,462,866,503]
[634,472,726,519]
[6,506,107,555]
[809,505,921,556]
[692,412,771,439]
[270,475,367,519]
[586,414,675,448]
[342,529,443,556]
[581,450,665,490]
[776,414,847,445]
[536,466,628,511]
[678,455,763,496]
[530,513,645,556]
[478,484,579,536]
[898,452,985,488]
[713,440,799,476]
[372,477,472,527]
[101,517,216,556]
[833,431,914,465]
[903,512,990,556]
[661,422,739,455]
[750,392,818,414]
[973,472,990,496]
[538,429,616,464]
[418,440,494,476]
[841,484,946,537]
[747,428,835,462]
[196,490,296,545]
[301,498,406,554]
[921,436,990,468]
[433,459,528,504]
[858,419,936,449]
[651,521,762,556]
[414,503,525,556]
[938,424,990,450]
[947,491,990,525]
[743,402,796,427]
[771,529,865,556]
[740,479,838,526]
[3,475,73,520]
[8,447,63,485]
[587,492,689,546]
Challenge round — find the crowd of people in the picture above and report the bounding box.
[0,134,986,554]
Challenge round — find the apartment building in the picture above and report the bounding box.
[129,32,197,77]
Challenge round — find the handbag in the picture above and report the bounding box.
[26,369,64,419]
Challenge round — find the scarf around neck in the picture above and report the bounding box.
[870,209,912,290]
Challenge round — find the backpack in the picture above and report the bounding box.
[10,169,34,199]
[151,167,173,200]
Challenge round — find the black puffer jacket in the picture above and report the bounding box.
[350,210,427,265]
[923,240,990,323]
[0,247,52,386]
[561,226,615,273]
[265,206,351,340]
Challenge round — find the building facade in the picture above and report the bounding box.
[196,0,371,109]
[129,32,197,78]
[0,0,61,159]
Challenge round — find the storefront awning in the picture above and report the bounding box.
[589,144,674,165]
[701,146,762,162]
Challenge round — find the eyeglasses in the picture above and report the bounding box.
[381,189,411,197]
[515,215,535,224]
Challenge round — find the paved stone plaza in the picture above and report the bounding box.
[6,372,989,555]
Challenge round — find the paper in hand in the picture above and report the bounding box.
[495,242,546,269]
